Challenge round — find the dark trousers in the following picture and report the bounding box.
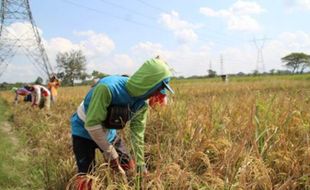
[72,135,133,173]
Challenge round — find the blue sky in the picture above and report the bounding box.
[1,0,310,82]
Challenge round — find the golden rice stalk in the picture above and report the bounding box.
[189,151,211,175]
[232,155,272,190]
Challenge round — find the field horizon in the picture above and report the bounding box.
[0,74,309,189]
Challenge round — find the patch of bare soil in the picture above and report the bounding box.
[1,121,18,145]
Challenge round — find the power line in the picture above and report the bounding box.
[61,0,249,50]
[97,0,157,21]
[61,0,160,30]
[135,0,167,13]
[58,0,264,70]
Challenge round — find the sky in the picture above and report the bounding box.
[0,0,310,83]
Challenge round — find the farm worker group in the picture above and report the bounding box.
[70,57,174,177]
[12,74,60,109]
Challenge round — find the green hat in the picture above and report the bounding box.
[126,58,172,97]
[11,87,18,92]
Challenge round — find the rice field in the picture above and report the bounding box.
[0,75,309,189]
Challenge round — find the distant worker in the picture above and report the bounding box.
[26,84,51,110]
[12,86,31,105]
[47,75,60,103]
[91,78,99,88]
[70,57,174,180]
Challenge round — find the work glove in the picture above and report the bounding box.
[110,158,128,183]
[109,158,126,175]
[74,175,92,190]
[137,165,148,176]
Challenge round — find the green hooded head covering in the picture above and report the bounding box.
[11,87,18,92]
[126,58,172,97]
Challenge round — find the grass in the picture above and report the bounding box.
[0,99,32,189]
[0,74,309,189]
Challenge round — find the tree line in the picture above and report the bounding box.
[55,50,309,82]
[206,52,310,78]
[1,50,309,89]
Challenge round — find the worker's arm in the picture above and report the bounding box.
[55,80,60,88]
[129,104,148,169]
[85,84,119,161]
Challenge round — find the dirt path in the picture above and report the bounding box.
[0,121,19,146]
[0,99,31,189]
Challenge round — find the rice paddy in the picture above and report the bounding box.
[0,75,309,189]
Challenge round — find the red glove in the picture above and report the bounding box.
[109,159,126,175]
[121,159,135,171]
[74,175,92,190]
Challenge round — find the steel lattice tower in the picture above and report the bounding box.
[0,0,53,78]
[253,37,269,73]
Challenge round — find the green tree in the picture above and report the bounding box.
[56,50,87,86]
[91,70,108,79]
[207,69,216,78]
[281,52,310,74]
[34,76,43,84]
[269,69,276,75]
[252,70,259,76]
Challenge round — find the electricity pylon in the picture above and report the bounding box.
[0,0,53,78]
[220,54,224,75]
[253,37,269,73]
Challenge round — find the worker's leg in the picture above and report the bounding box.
[14,93,18,104]
[72,135,97,174]
[45,95,51,109]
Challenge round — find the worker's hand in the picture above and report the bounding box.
[137,165,148,176]
[109,159,126,175]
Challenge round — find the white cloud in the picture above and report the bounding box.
[200,0,264,32]
[130,41,214,76]
[131,41,165,60]
[47,37,80,53]
[230,0,264,15]
[129,31,310,76]
[284,0,310,11]
[2,23,310,83]
[74,30,115,57]
[159,11,199,44]
[45,37,81,73]
[0,22,51,82]
[0,26,116,83]
[46,31,115,67]
[0,22,43,53]
[298,0,310,9]
[0,57,44,83]
[221,31,310,73]
[260,32,310,71]
[87,54,135,76]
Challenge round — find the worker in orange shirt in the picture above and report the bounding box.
[47,75,60,103]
